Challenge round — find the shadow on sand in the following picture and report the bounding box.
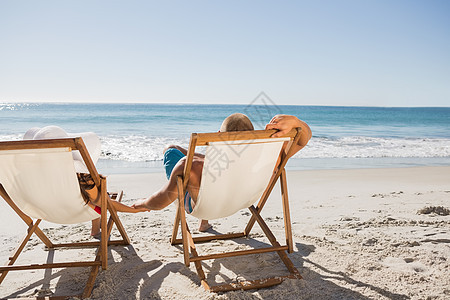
[2,237,410,300]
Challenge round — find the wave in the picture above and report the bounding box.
[100,135,190,162]
[100,135,450,161]
[301,136,450,159]
[2,134,449,161]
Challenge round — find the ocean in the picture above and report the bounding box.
[1,103,449,173]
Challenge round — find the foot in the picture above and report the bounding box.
[199,220,212,232]
[91,232,101,240]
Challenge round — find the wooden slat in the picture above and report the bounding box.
[195,128,298,146]
[104,190,130,245]
[170,206,181,245]
[175,175,207,280]
[0,185,53,248]
[74,137,101,187]
[186,229,207,281]
[83,190,124,299]
[177,176,190,267]
[0,220,41,284]
[0,261,101,272]
[171,232,245,245]
[280,169,293,253]
[9,296,72,300]
[83,251,102,298]
[209,274,300,293]
[107,195,131,245]
[200,280,211,292]
[248,206,300,276]
[243,171,279,236]
[182,134,198,189]
[0,137,102,191]
[190,245,288,262]
[0,138,77,151]
[49,240,127,248]
[100,177,108,270]
[83,265,100,298]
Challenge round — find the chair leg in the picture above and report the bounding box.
[82,257,101,298]
[170,206,181,245]
[183,204,301,292]
[100,177,108,270]
[280,169,293,253]
[175,176,209,286]
[248,205,301,277]
[107,199,131,245]
[0,185,53,248]
[0,220,41,284]
[82,191,127,298]
[177,176,190,267]
[244,171,281,236]
[0,182,131,297]
[184,222,208,283]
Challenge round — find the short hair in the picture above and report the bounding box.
[220,113,254,132]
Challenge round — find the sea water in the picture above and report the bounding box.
[1,103,449,173]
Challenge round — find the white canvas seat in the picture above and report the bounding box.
[192,138,289,220]
[0,137,130,298]
[170,128,303,292]
[0,148,99,224]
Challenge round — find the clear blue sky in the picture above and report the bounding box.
[1,0,449,106]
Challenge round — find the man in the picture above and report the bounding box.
[132,113,312,231]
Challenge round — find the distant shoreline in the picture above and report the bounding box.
[97,156,450,175]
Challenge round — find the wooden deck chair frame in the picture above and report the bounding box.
[170,128,303,292]
[0,138,130,298]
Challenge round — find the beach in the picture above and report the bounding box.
[1,166,449,299]
[2,0,450,297]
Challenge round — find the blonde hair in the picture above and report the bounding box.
[220,113,254,132]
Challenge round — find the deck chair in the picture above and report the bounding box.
[170,128,303,292]
[0,137,130,298]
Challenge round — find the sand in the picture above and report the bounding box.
[0,166,449,299]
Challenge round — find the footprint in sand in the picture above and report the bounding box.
[382,257,427,273]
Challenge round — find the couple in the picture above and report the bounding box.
[26,113,311,235]
[132,113,311,232]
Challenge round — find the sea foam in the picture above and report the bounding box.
[2,133,449,162]
[99,135,450,161]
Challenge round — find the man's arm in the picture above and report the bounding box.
[265,114,312,158]
[131,160,185,210]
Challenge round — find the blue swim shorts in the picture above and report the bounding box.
[163,148,193,213]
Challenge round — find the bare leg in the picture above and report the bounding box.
[91,218,100,236]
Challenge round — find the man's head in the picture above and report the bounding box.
[220,113,254,132]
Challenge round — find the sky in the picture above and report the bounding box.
[0,0,449,106]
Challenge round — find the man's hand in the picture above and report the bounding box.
[265,114,303,137]
[265,114,312,158]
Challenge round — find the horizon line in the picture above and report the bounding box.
[1,100,450,109]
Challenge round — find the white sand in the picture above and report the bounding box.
[1,166,449,299]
